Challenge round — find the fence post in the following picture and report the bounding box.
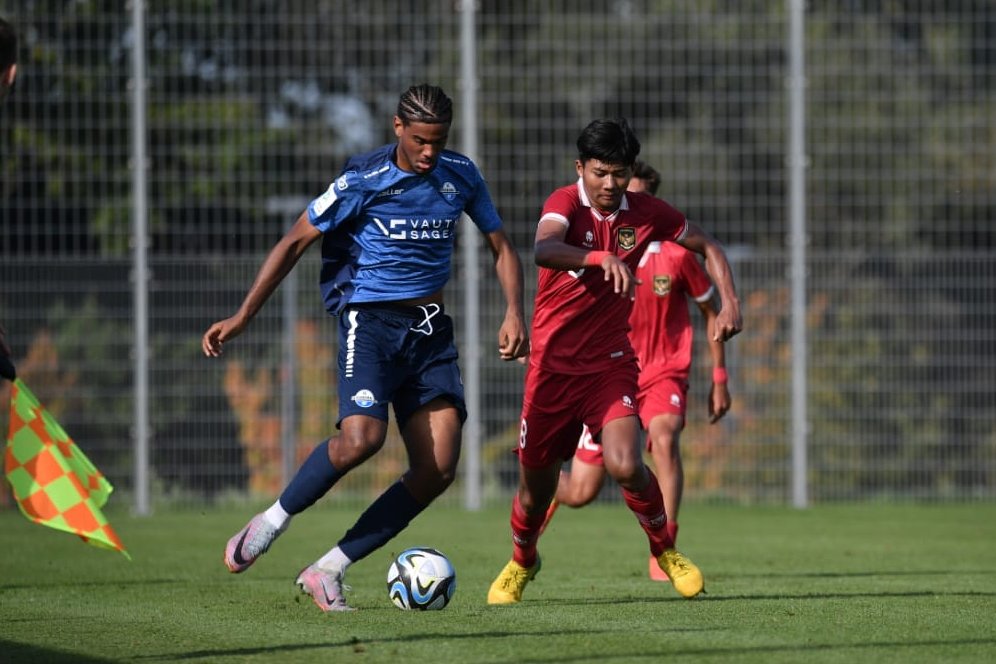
[460,0,482,510]
[130,0,150,516]
[788,0,809,508]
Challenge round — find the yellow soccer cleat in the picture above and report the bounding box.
[487,556,542,605]
[657,548,705,599]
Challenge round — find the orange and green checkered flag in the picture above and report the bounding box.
[4,378,130,559]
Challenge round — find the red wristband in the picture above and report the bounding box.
[584,251,612,267]
[713,367,728,384]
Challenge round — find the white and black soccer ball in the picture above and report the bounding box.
[386,547,456,610]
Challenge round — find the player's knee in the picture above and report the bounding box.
[563,474,603,507]
[604,449,640,480]
[333,430,385,468]
[402,469,452,505]
[516,490,552,516]
[566,489,599,508]
[605,456,646,490]
[656,433,681,463]
[409,460,457,494]
[428,464,458,490]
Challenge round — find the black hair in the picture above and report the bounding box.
[576,118,640,167]
[0,18,16,70]
[631,160,661,195]
[396,84,453,125]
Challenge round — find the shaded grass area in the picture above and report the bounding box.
[0,503,994,663]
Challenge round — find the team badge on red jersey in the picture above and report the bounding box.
[617,227,636,250]
[653,275,672,296]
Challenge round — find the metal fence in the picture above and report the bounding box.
[1,1,994,510]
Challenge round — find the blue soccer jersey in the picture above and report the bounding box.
[306,144,503,315]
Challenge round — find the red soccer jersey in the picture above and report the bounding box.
[628,241,714,386]
[529,181,688,375]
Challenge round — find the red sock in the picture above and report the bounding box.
[510,493,546,568]
[538,499,559,536]
[621,469,674,556]
[667,520,679,548]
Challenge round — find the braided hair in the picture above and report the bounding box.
[396,84,453,126]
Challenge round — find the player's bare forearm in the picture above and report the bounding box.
[698,299,731,423]
[709,382,732,423]
[535,233,640,299]
[679,224,742,340]
[706,307,726,369]
[202,213,320,357]
[534,237,593,270]
[487,230,529,360]
[534,218,602,271]
[699,301,727,371]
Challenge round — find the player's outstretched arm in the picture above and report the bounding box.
[484,229,529,361]
[678,224,742,341]
[202,212,321,357]
[696,297,732,423]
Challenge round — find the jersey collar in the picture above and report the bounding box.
[575,177,629,221]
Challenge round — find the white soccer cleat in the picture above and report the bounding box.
[296,564,354,612]
[223,513,282,573]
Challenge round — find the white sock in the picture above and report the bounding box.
[263,500,292,531]
[316,547,353,574]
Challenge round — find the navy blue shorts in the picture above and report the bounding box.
[336,302,467,430]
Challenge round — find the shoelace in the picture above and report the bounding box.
[664,552,691,574]
[244,522,277,556]
[501,566,530,590]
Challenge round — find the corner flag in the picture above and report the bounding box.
[4,378,130,558]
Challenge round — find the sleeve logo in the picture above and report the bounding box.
[312,182,339,216]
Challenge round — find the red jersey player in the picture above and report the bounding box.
[488,120,741,604]
[542,161,732,582]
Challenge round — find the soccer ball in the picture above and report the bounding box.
[386,547,456,610]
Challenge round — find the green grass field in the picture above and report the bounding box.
[1,503,994,663]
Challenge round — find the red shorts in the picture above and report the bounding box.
[637,374,689,430]
[573,374,689,466]
[517,360,640,469]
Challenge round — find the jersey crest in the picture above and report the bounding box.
[617,227,636,250]
[440,181,458,201]
[653,274,672,297]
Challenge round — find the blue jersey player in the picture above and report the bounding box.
[202,84,529,612]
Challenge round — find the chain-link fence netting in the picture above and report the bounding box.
[2,1,994,508]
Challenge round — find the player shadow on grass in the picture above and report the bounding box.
[685,589,996,602]
[0,569,304,590]
[131,634,996,663]
[0,578,186,590]
[0,574,304,590]
[728,569,996,579]
[1,639,114,664]
[130,628,629,661]
[506,637,996,663]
